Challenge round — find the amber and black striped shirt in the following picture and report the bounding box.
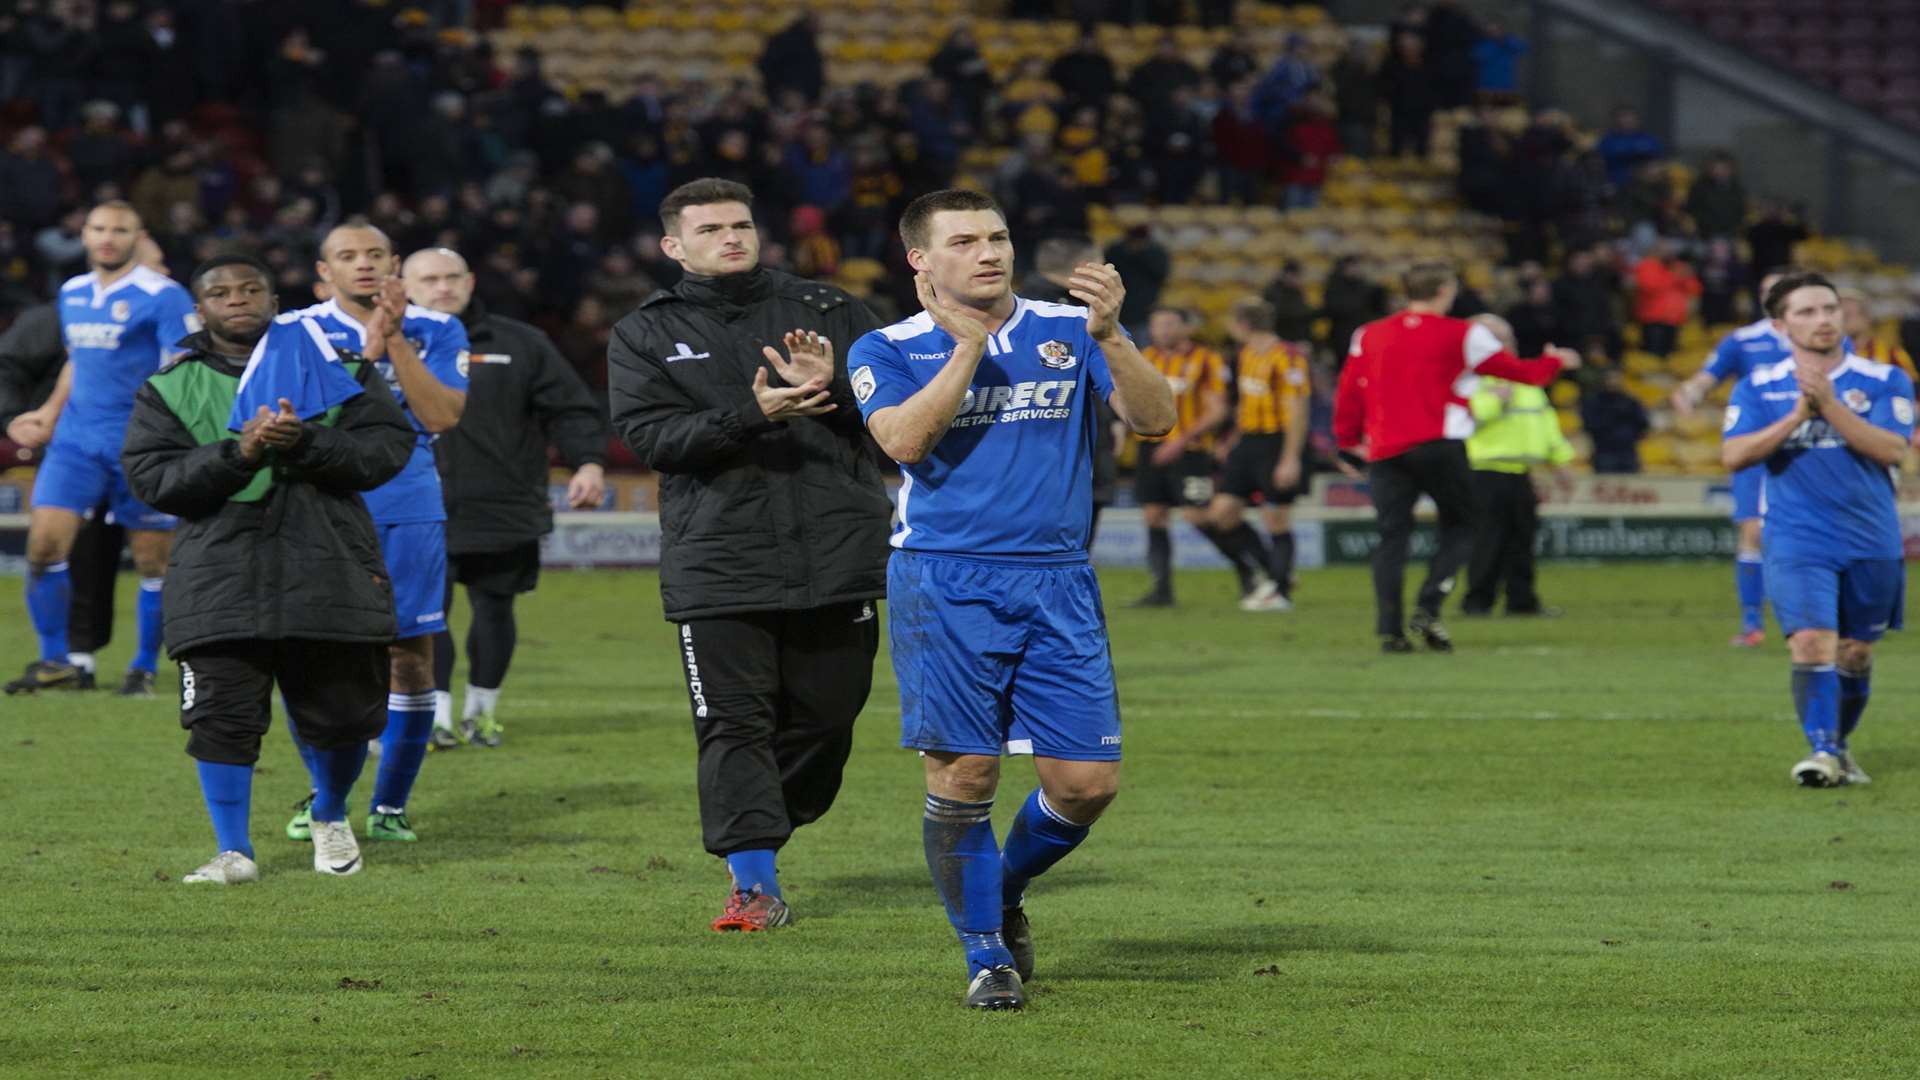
[1142,343,1229,448]
[1235,339,1310,435]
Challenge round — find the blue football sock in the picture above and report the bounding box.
[1736,555,1765,633]
[26,562,71,663]
[371,691,436,812]
[1001,788,1093,908]
[1839,665,1872,745]
[287,725,324,791]
[923,794,1013,975]
[131,576,164,673]
[726,849,782,900]
[195,760,255,859]
[309,742,370,823]
[1791,662,1840,755]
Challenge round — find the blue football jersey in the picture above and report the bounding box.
[290,298,469,525]
[1723,355,1915,561]
[849,297,1118,558]
[56,265,198,451]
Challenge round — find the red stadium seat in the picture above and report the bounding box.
[1792,44,1835,71]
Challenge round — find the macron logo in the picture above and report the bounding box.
[666,342,712,362]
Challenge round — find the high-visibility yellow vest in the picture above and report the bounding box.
[1466,378,1575,474]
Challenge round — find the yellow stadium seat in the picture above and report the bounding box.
[579,6,620,29]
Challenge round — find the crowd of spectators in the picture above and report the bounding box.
[0,1,1545,390]
[0,0,1882,476]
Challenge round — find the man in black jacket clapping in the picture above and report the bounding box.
[402,247,607,750]
[122,255,415,886]
[609,178,892,932]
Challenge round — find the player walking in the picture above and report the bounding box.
[7,202,197,697]
[850,190,1175,1010]
[402,247,606,749]
[1210,298,1311,610]
[610,179,891,932]
[283,224,468,844]
[1721,273,1911,787]
[1128,305,1253,607]
[1334,262,1577,653]
[1672,269,1833,648]
[122,255,414,883]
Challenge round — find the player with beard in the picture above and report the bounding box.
[1722,273,1912,787]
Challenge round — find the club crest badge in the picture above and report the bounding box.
[1843,388,1871,413]
[110,300,131,322]
[1038,339,1077,370]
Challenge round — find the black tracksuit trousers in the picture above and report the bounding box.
[1367,439,1478,637]
[1463,470,1543,615]
[675,601,879,857]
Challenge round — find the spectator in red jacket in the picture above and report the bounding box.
[1630,241,1700,358]
[1334,260,1580,652]
[1212,81,1273,204]
[1280,96,1342,209]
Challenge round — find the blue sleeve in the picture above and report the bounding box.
[420,315,470,392]
[1722,378,1766,441]
[848,333,915,422]
[1702,334,1743,382]
[1083,325,1128,403]
[1868,370,1916,441]
[156,285,200,362]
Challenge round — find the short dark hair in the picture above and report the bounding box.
[659,178,754,234]
[88,199,143,229]
[1403,260,1457,301]
[1230,298,1277,333]
[899,189,1005,252]
[320,221,394,260]
[1149,304,1198,325]
[188,254,274,297]
[1764,271,1837,319]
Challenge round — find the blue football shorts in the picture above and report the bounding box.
[1766,553,1905,641]
[1731,464,1763,522]
[887,549,1121,761]
[32,438,175,530]
[378,521,449,639]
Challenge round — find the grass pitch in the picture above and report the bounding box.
[4,562,1918,1079]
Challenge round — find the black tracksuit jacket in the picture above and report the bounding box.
[435,299,607,555]
[607,267,892,622]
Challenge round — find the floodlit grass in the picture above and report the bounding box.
[4,563,1917,1078]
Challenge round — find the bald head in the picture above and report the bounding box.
[402,247,475,315]
[316,223,397,307]
[1472,312,1517,353]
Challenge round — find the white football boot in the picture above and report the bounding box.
[183,850,259,885]
[311,818,364,876]
[1792,751,1843,788]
